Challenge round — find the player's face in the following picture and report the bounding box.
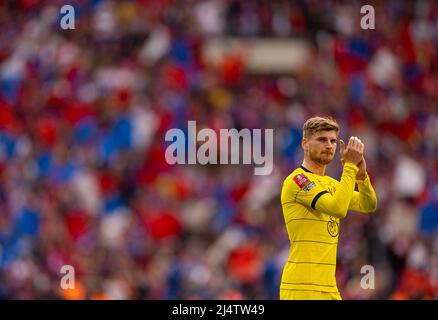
[304,130,338,165]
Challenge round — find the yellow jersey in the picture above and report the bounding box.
[280,163,377,299]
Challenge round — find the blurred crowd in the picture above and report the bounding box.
[0,0,437,300]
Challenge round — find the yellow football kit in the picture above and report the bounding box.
[280,163,377,300]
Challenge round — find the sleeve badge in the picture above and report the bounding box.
[293,173,316,192]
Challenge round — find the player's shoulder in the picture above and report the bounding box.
[284,167,312,190]
[323,174,339,184]
[284,167,307,181]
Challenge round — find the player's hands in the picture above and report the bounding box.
[340,140,367,180]
[339,136,364,167]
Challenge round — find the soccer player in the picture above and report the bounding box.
[280,116,377,300]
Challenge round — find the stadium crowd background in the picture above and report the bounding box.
[0,0,437,299]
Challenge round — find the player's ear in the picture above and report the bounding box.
[301,138,308,152]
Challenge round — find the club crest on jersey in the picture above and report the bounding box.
[293,173,316,192]
[327,216,339,237]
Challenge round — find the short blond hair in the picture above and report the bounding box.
[303,116,340,139]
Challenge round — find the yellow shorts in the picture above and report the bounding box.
[280,289,342,300]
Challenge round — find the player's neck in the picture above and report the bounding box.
[301,159,326,176]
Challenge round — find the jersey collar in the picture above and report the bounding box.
[300,165,314,174]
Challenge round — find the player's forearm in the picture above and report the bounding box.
[355,175,378,212]
[315,163,358,218]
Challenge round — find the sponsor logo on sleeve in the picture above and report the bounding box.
[293,174,316,192]
[303,181,316,192]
